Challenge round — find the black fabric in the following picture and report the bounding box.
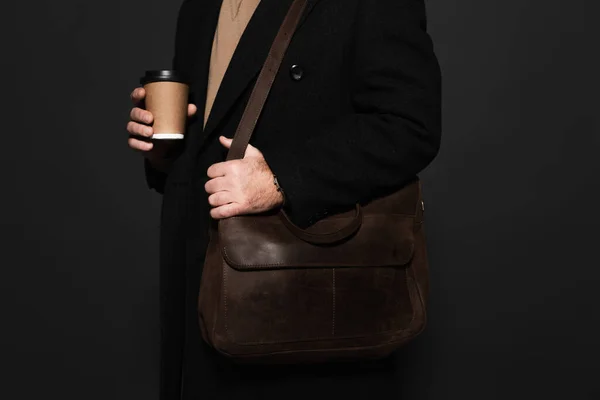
[144,158,167,193]
[146,0,442,398]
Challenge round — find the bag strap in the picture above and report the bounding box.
[225,0,307,161]
[224,0,362,244]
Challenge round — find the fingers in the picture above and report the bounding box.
[129,87,152,124]
[130,87,146,105]
[207,160,240,179]
[205,175,243,219]
[188,103,198,117]
[130,107,154,125]
[127,88,152,152]
[207,191,234,207]
[210,203,244,220]
[127,121,153,138]
[127,103,153,150]
[207,162,225,179]
[204,177,229,194]
[128,137,153,152]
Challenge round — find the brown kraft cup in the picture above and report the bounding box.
[140,70,189,140]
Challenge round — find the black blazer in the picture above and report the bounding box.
[147,0,441,228]
[145,0,441,398]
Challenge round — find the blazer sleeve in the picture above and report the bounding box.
[265,0,442,228]
[144,158,168,194]
[143,0,193,194]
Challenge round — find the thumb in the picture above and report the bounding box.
[219,136,262,158]
[219,136,233,149]
[187,103,198,117]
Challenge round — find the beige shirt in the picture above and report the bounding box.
[204,0,262,128]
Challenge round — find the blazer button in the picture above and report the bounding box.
[290,64,304,81]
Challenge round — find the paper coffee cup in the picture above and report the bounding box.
[140,70,189,140]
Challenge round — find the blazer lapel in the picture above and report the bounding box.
[196,0,321,144]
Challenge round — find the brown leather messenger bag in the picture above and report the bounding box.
[198,0,430,363]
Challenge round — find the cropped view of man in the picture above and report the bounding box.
[126,0,441,398]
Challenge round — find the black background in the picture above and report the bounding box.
[4,0,599,399]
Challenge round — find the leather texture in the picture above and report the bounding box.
[198,0,430,363]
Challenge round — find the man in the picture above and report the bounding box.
[127,0,441,398]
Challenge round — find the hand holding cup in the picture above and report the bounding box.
[127,87,197,154]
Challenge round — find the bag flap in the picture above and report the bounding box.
[219,213,416,271]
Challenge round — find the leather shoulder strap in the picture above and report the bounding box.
[226,0,308,161]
